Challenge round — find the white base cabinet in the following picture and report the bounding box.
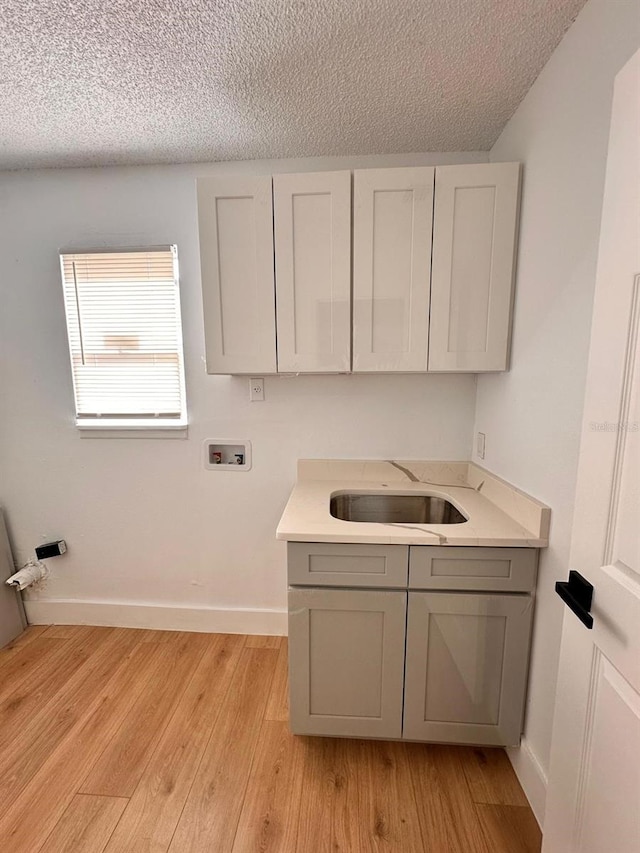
[287,542,536,746]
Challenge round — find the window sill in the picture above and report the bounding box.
[77,419,188,439]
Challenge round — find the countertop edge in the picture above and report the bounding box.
[276,529,548,548]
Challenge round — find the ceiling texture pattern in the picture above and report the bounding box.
[0,0,586,170]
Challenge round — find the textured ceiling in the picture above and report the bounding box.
[0,0,587,170]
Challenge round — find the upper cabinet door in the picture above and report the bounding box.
[429,162,521,372]
[197,176,277,374]
[353,167,435,372]
[274,171,351,373]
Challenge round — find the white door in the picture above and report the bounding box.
[429,162,520,372]
[273,171,351,373]
[197,176,277,374]
[352,167,434,372]
[543,51,640,853]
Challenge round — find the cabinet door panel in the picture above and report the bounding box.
[274,171,351,372]
[288,587,406,738]
[353,167,434,372]
[429,162,520,372]
[197,176,277,374]
[403,592,533,746]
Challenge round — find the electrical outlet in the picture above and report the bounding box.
[35,540,67,560]
[476,431,486,460]
[249,377,265,402]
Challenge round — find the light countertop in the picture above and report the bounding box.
[276,460,550,547]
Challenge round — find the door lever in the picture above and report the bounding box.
[555,570,594,629]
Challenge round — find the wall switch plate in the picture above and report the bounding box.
[250,377,264,402]
[476,431,486,460]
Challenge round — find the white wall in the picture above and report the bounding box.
[474,0,639,823]
[0,151,484,633]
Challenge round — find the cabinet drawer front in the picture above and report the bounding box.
[288,587,406,738]
[288,542,408,588]
[409,546,537,592]
[403,592,533,747]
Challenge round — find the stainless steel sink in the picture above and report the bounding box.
[330,493,467,524]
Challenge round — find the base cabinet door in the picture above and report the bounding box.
[288,587,406,738]
[403,591,533,746]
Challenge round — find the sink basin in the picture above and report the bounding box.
[330,493,467,525]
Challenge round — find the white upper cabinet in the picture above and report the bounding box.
[273,171,351,373]
[429,162,521,372]
[353,167,435,372]
[197,176,277,374]
[197,162,521,375]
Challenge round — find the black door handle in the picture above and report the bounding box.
[555,570,594,629]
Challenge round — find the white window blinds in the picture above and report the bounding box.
[60,247,186,421]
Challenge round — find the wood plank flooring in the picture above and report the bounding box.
[0,626,542,852]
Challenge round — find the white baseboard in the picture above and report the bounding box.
[507,737,548,828]
[24,598,288,636]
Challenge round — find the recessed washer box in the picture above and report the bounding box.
[203,439,252,471]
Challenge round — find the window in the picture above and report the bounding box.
[60,246,187,429]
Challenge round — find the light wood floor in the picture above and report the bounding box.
[0,625,542,853]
